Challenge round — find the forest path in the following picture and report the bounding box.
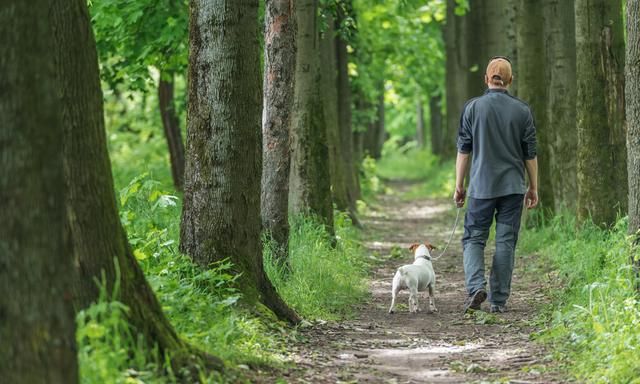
[276,181,564,384]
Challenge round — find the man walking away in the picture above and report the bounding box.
[453,56,539,313]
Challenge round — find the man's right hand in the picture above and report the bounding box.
[454,187,466,208]
[525,188,538,209]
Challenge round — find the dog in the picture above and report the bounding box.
[388,242,438,314]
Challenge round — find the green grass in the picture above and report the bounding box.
[375,147,455,199]
[264,213,369,320]
[519,213,640,383]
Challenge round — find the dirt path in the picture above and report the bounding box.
[276,183,564,384]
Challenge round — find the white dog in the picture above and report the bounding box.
[388,242,438,314]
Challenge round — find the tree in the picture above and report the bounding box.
[444,0,473,159]
[575,0,627,226]
[416,96,426,148]
[51,0,221,372]
[517,0,553,214]
[627,0,640,238]
[180,0,300,324]
[0,3,77,382]
[543,0,577,212]
[320,15,352,218]
[336,2,361,204]
[289,0,335,233]
[158,71,186,190]
[429,93,443,155]
[261,0,297,264]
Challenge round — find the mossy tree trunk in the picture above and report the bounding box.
[626,0,640,247]
[517,0,553,214]
[0,3,77,382]
[261,0,297,265]
[543,0,577,213]
[158,71,186,192]
[575,0,627,227]
[289,0,334,233]
[181,0,300,324]
[52,0,222,373]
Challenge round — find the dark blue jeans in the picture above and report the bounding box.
[462,194,524,306]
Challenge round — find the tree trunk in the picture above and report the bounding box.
[158,71,186,192]
[289,0,335,233]
[0,3,77,382]
[517,0,553,214]
[373,86,386,159]
[181,0,300,324]
[261,0,297,265]
[321,17,349,211]
[336,19,361,203]
[416,96,426,148]
[429,94,443,156]
[444,0,472,159]
[543,0,577,213]
[627,0,640,240]
[51,0,222,373]
[575,0,627,227]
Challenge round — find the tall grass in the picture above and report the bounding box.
[520,213,640,383]
[264,213,369,320]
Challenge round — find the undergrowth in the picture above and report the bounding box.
[520,212,640,383]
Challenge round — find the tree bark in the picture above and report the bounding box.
[336,16,361,203]
[429,93,443,156]
[575,0,627,227]
[321,17,349,212]
[0,3,77,382]
[261,0,297,265]
[158,71,186,192]
[52,0,222,374]
[289,0,335,233]
[627,0,640,239]
[373,86,386,159]
[517,0,553,214]
[444,0,472,159]
[416,96,426,148]
[181,0,300,324]
[543,0,577,213]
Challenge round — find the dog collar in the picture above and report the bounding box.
[416,255,432,261]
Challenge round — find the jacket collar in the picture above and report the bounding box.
[485,88,509,95]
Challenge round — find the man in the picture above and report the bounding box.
[454,56,539,313]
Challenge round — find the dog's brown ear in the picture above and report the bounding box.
[425,242,437,251]
[409,243,419,252]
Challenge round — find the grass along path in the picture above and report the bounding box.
[270,181,565,383]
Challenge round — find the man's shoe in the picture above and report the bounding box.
[490,304,506,313]
[463,289,487,313]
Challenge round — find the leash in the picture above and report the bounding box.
[431,207,462,261]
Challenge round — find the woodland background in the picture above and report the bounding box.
[1,0,639,383]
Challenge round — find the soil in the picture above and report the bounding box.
[262,182,566,384]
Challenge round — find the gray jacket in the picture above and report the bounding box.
[456,88,537,199]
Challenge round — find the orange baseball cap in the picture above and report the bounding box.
[486,56,512,87]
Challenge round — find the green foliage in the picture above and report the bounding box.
[359,155,385,200]
[89,0,188,90]
[351,0,445,139]
[264,213,369,320]
[520,214,640,383]
[77,280,169,384]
